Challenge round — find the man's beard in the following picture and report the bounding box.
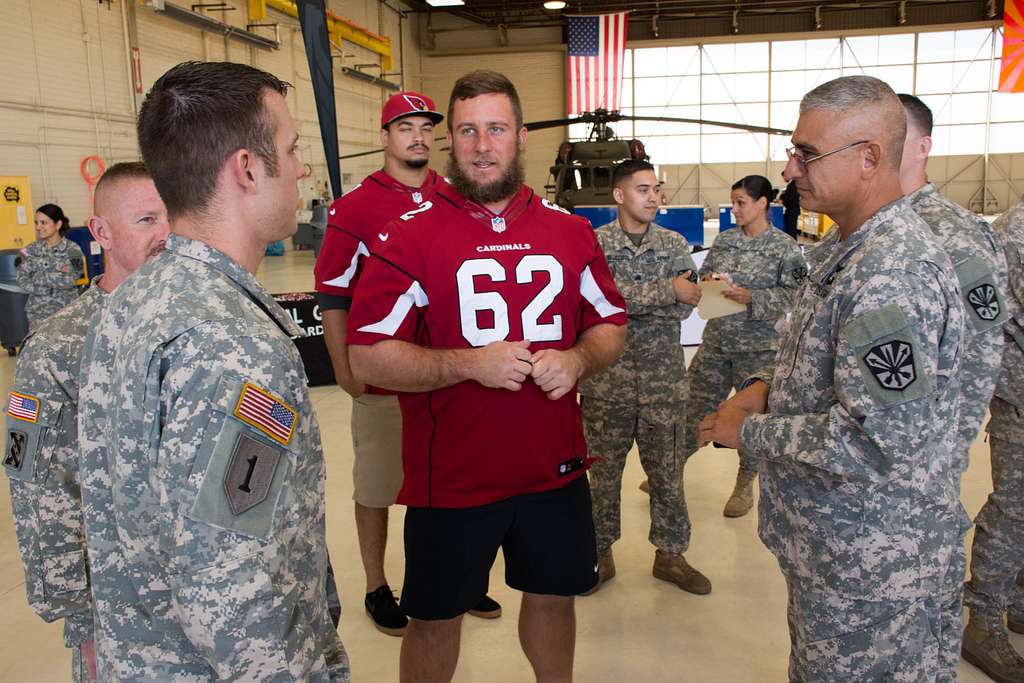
[404,157,429,169]
[446,148,525,205]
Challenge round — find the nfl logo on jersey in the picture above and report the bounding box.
[491,217,506,233]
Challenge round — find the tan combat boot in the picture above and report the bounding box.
[581,549,616,596]
[652,550,711,595]
[1009,610,1024,635]
[723,468,758,518]
[962,612,1024,683]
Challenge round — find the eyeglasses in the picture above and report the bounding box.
[785,140,870,168]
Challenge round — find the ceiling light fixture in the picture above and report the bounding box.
[543,1,567,9]
[425,0,465,7]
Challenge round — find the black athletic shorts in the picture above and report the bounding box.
[400,474,599,620]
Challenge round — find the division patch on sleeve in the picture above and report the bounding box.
[842,303,931,407]
[4,429,27,471]
[7,392,40,423]
[863,340,917,390]
[232,382,297,446]
[223,432,282,515]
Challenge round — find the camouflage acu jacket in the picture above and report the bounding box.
[740,198,966,602]
[78,235,349,681]
[579,219,697,405]
[992,195,1024,420]
[15,237,85,327]
[699,225,805,353]
[909,182,1007,461]
[4,283,104,649]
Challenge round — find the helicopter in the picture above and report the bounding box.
[339,108,792,212]
[523,109,792,210]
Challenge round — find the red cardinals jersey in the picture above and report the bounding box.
[347,185,627,508]
[315,169,444,304]
[314,169,444,395]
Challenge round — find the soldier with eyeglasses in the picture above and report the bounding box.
[699,76,966,680]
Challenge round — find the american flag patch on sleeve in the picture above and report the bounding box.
[232,383,298,446]
[7,392,40,423]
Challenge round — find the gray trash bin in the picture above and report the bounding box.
[0,251,29,355]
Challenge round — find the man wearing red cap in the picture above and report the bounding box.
[314,91,500,637]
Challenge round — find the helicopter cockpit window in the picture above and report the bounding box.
[564,168,589,192]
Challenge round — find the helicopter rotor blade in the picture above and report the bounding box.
[339,148,387,160]
[524,116,592,131]
[617,115,791,137]
[339,135,449,160]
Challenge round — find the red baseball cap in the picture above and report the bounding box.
[381,91,444,129]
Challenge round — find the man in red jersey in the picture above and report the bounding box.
[347,70,628,683]
[314,91,500,636]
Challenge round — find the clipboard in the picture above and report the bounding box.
[697,281,747,320]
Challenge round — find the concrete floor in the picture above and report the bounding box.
[0,243,1017,681]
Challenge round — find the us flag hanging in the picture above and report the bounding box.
[566,12,629,115]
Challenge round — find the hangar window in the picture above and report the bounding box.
[570,27,1018,163]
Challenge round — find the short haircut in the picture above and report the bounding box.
[95,162,151,199]
[613,159,656,188]
[447,70,523,130]
[898,93,934,136]
[731,175,778,205]
[800,75,906,170]
[137,61,290,219]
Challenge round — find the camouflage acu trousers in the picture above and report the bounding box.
[936,581,965,683]
[965,397,1024,619]
[583,397,689,555]
[684,346,776,466]
[786,583,941,682]
[71,644,95,682]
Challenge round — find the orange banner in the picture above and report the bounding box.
[1000,0,1024,92]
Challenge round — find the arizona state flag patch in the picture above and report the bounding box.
[7,392,40,423]
[232,383,297,446]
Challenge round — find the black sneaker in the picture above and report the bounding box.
[468,594,502,619]
[365,585,408,636]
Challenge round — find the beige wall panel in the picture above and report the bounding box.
[0,0,423,219]
[420,51,566,195]
[0,1,41,106]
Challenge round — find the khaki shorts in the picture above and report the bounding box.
[351,393,404,508]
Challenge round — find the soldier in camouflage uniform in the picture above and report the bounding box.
[700,76,966,680]
[684,175,804,518]
[4,163,169,681]
[579,159,710,595]
[963,192,1024,682]
[16,203,85,330]
[77,62,349,680]
[897,94,1010,681]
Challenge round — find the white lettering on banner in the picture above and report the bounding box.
[312,305,322,322]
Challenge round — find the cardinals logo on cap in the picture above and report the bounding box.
[404,95,428,111]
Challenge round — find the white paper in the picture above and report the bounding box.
[16,205,26,224]
[697,281,747,320]
[90,241,103,256]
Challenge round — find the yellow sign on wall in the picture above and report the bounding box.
[0,177,35,251]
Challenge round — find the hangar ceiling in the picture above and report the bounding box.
[408,1,1004,40]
